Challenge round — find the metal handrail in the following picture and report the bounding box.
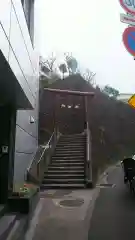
[27,145,42,173]
[86,122,90,163]
[26,128,59,183]
[37,131,55,165]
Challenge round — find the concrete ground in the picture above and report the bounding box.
[24,188,100,240]
[24,163,119,240]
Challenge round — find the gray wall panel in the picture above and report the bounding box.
[13,152,35,185]
[16,110,37,138]
[4,1,40,186]
[16,110,38,138]
[15,126,37,154]
[16,82,39,137]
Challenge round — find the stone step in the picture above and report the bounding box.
[52,157,84,160]
[52,154,85,161]
[57,145,85,148]
[58,138,85,141]
[43,178,85,184]
[46,170,85,174]
[51,162,84,166]
[60,135,85,138]
[48,166,84,170]
[44,174,84,179]
[54,153,84,157]
[57,142,85,145]
[40,183,86,189]
[51,159,84,163]
[51,162,84,167]
[56,147,84,150]
[60,135,85,140]
[58,139,85,142]
[54,155,85,158]
[55,150,84,154]
[59,140,85,144]
[61,133,85,137]
[59,140,86,144]
[53,151,85,157]
[55,150,85,154]
[58,144,85,148]
[52,155,84,159]
[59,137,85,141]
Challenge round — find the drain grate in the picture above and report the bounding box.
[59,198,84,208]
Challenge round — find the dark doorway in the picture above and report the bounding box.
[0,106,16,204]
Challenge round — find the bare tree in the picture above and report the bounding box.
[64,52,78,75]
[59,63,68,80]
[42,53,56,72]
[39,54,60,88]
[83,68,96,85]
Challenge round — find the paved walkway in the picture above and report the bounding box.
[25,188,99,240]
[88,165,135,240]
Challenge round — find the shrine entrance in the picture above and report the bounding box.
[56,94,85,134]
[44,88,94,135]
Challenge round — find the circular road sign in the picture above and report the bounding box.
[119,0,135,15]
[123,26,135,56]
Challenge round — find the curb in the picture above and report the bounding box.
[97,161,120,185]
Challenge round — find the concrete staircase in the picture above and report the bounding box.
[41,133,86,189]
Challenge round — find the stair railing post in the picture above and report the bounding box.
[53,93,56,131]
[84,95,93,187]
[54,93,60,139]
[84,95,88,182]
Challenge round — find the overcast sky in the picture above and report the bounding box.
[35,0,135,93]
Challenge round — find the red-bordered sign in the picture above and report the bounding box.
[119,0,135,15]
[123,26,135,56]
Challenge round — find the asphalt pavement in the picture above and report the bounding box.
[88,165,135,240]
